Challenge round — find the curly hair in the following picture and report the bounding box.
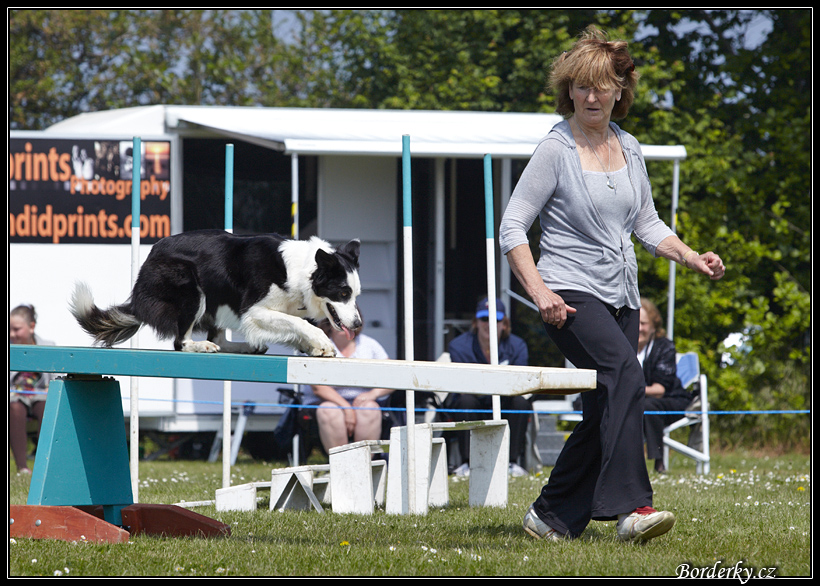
[549,25,639,120]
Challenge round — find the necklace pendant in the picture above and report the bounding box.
[607,178,616,190]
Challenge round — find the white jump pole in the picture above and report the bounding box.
[483,154,501,420]
[129,137,142,502]
[291,153,299,240]
[667,158,681,341]
[290,152,301,466]
[222,144,234,489]
[401,135,417,513]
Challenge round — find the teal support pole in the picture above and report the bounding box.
[224,144,234,232]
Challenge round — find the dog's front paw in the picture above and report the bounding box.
[308,341,336,357]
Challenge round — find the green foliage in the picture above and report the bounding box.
[8,9,810,447]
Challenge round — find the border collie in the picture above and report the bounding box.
[70,229,362,357]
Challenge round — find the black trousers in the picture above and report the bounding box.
[532,291,653,538]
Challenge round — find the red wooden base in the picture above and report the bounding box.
[121,504,231,538]
[9,505,130,543]
[9,504,230,543]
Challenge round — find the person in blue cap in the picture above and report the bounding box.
[446,296,532,477]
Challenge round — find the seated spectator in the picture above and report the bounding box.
[301,317,394,453]
[446,297,532,477]
[638,297,693,474]
[9,304,55,474]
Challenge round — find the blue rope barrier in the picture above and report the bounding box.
[11,389,810,416]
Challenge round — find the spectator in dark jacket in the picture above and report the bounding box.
[638,298,692,474]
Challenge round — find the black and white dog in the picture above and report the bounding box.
[70,229,362,357]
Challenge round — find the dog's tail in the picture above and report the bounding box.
[70,282,142,347]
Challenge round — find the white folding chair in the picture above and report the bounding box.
[662,352,710,474]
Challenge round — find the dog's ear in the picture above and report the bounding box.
[339,239,361,267]
[315,248,335,268]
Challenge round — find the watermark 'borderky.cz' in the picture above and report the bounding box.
[676,560,777,582]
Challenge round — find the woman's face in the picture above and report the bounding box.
[9,315,36,345]
[569,82,621,128]
[638,308,656,350]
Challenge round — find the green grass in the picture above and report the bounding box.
[9,450,811,577]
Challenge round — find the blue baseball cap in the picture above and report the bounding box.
[475,297,505,320]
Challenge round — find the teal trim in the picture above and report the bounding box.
[224,143,234,231]
[10,345,291,385]
[402,135,412,227]
[131,137,141,227]
[484,154,494,238]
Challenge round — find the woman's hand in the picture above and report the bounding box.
[534,288,577,329]
[686,251,726,280]
[658,237,726,281]
[507,244,576,329]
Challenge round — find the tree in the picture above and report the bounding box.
[9,9,809,447]
[633,10,810,447]
[9,9,308,129]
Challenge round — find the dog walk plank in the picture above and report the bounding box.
[10,345,596,396]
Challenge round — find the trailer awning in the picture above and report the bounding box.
[46,105,686,161]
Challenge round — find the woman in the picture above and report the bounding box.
[639,298,692,474]
[499,26,724,543]
[303,318,393,452]
[447,297,531,477]
[9,304,55,474]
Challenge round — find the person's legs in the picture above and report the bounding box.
[450,394,486,463]
[316,399,385,451]
[644,396,691,470]
[316,402,349,451]
[643,396,666,470]
[9,401,31,472]
[501,395,532,464]
[531,292,652,537]
[352,399,383,442]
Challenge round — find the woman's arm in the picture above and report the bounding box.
[506,244,576,329]
[656,235,726,280]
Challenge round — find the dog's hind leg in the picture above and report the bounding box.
[176,296,220,353]
[130,255,219,352]
[208,329,267,354]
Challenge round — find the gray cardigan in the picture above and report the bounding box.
[499,120,674,310]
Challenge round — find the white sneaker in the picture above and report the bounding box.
[453,463,470,477]
[509,462,528,477]
[523,506,565,541]
[616,507,675,542]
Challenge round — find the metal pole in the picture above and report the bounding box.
[484,154,501,420]
[401,135,417,513]
[667,159,681,340]
[129,137,141,502]
[222,144,234,489]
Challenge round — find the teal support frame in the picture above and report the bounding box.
[28,376,133,526]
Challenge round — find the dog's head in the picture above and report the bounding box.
[312,239,363,340]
